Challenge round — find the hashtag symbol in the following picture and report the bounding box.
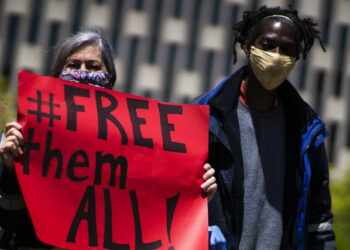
[27,90,61,127]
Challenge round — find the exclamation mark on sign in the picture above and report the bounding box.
[166,193,180,250]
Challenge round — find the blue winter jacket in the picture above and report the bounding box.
[193,67,335,250]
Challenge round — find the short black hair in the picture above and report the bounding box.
[232,5,325,63]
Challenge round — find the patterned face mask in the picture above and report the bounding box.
[59,69,111,89]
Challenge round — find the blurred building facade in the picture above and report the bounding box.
[0,0,350,175]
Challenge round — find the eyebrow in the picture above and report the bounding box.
[261,36,296,46]
[67,59,102,64]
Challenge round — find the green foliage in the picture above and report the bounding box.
[0,76,18,131]
[330,168,350,249]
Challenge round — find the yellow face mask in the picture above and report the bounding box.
[249,46,296,90]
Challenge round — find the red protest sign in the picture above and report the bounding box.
[15,71,210,250]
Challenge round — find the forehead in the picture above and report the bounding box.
[254,19,297,43]
[69,45,102,59]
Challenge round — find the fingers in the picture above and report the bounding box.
[201,163,216,190]
[0,139,23,157]
[205,180,217,202]
[5,130,24,148]
[0,122,24,167]
[0,140,17,167]
[6,122,22,132]
[207,182,217,193]
[6,126,24,145]
[201,163,218,202]
[4,134,21,149]
[203,162,211,171]
[201,176,217,191]
[1,124,24,153]
[203,164,215,181]
[1,136,24,155]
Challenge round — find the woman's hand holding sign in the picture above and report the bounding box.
[0,122,24,168]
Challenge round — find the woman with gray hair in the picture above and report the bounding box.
[52,28,117,89]
[0,28,217,249]
[0,27,119,249]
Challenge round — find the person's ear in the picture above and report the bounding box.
[243,40,250,57]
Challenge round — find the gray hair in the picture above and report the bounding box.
[51,28,117,89]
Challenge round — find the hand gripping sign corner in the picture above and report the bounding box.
[15,71,210,250]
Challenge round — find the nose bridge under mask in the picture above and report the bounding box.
[249,46,296,90]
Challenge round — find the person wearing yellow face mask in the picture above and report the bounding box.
[248,45,296,90]
[193,5,335,250]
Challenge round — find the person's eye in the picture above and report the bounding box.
[281,46,296,56]
[281,46,289,52]
[66,63,80,69]
[87,65,101,71]
[261,43,273,51]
